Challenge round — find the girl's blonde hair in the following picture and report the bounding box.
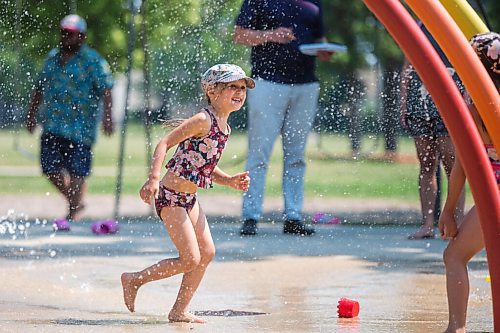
[160,85,218,129]
[161,83,222,128]
[204,82,224,105]
[161,118,186,128]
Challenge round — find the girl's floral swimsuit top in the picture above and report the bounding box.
[166,108,230,189]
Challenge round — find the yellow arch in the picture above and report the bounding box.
[440,0,489,39]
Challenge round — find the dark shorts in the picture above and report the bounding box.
[40,132,92,177]
[154,185,197,218]
[406,113,448,138]
[405,68,462,138]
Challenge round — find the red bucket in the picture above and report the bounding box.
[337,297,360,318]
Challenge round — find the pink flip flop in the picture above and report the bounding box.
[312,212,341,225]
[91,219,119,235]
[312,212,326,223]
[53,218,71,231]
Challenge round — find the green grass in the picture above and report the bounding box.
[0,125,433,203]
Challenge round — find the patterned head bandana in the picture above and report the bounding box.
[470,32,500,84]
[201,64,255,92]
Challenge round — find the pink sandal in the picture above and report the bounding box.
[91,219,119,235]
[53,218,71,231]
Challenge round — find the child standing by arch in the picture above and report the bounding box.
[121,64,254,323]
[439,32,500,333]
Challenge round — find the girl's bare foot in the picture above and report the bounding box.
[408,227,435,240]
[168,310,207,323]
[121,272,140,312]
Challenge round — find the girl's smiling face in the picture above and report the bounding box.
[209,79,247,112]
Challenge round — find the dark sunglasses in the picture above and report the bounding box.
[61,29,82,37]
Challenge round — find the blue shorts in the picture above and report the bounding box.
[40,132,92,177]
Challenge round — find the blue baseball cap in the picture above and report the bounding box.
[60,14,87,33]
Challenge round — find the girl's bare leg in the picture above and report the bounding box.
[121,206,203,313]
[168,202,215,323]
[409,136,438,239]
[443,207,484,333]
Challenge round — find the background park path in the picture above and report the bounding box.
[0,192,422,225]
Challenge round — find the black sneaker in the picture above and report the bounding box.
[240,219,258,236]
[283,220,315,236]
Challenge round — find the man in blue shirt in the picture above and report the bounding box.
[234,0,333,236]
[26,14,114,225]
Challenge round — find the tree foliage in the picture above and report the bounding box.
[0,0,127,113]
[144,0,248,115]
[0,0,498,125]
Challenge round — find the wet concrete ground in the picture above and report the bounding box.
[0,216,492,333]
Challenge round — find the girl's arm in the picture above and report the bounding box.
[149,115,210,179]
[139,113,211,204]
[211,166,250,192]
[468,102,492,144]
[438,155,466,239]
[439,100,492,238]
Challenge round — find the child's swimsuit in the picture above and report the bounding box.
[155,186,197,217]
[485,144,500,185]
[155,108,230,217]
[166,108,229,189]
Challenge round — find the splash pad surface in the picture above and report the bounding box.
[0,215,492,332]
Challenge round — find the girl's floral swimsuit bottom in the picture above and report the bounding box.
[155,183,197,217]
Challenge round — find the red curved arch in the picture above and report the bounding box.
[362,0,500,329]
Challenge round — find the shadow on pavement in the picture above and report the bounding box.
[0,211,487,277]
